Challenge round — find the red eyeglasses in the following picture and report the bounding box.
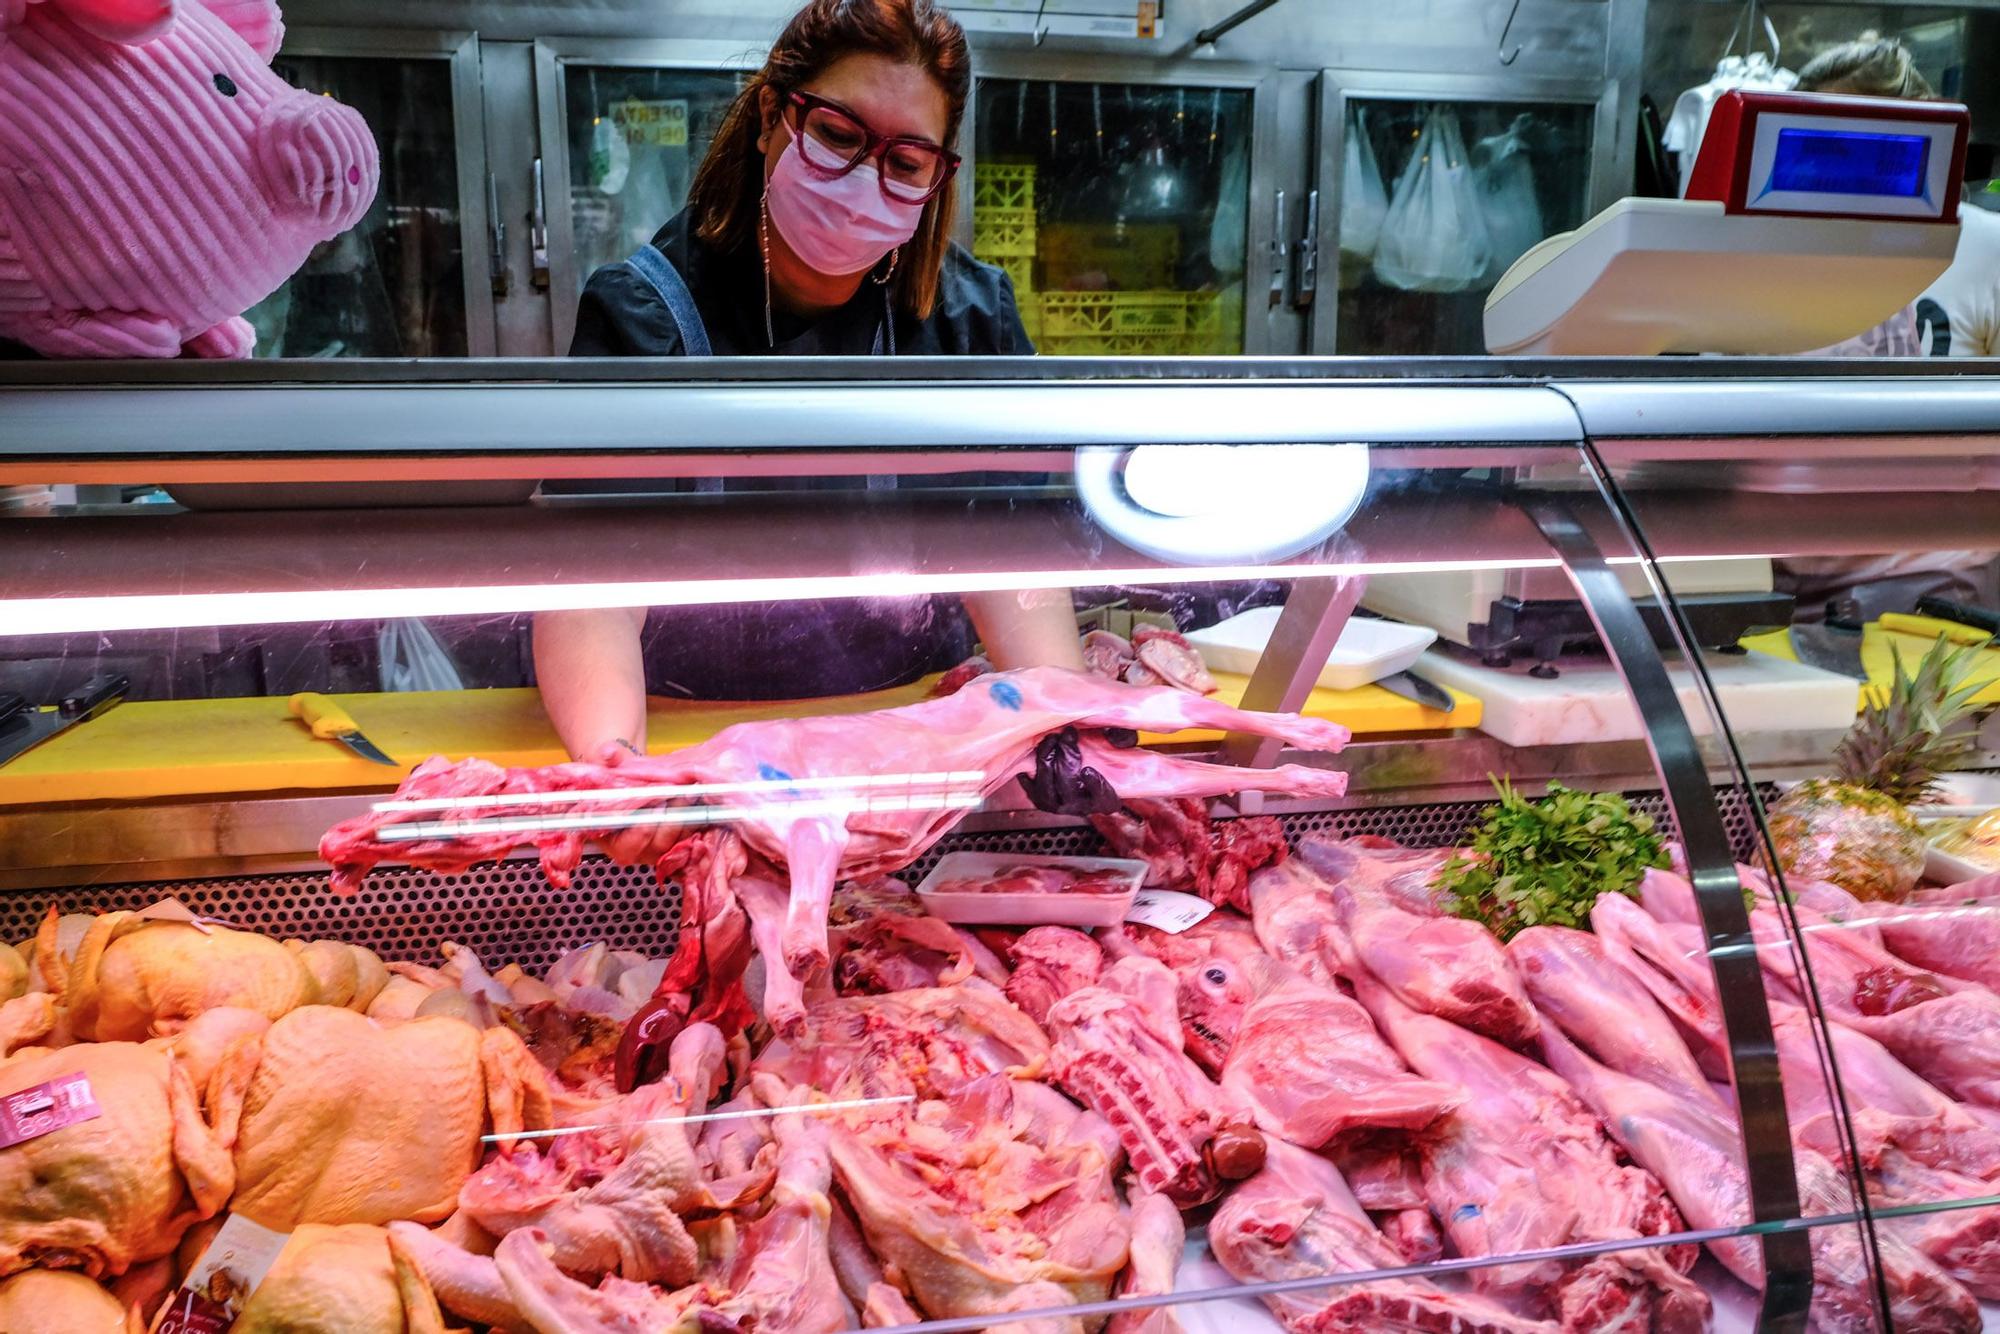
[783,90,961,204]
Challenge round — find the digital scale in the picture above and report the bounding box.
[1366,92,1971,672]
[1485,90,1969,356]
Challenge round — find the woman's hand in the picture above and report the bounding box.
[586,739,688,868]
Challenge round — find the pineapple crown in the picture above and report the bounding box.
[1833,635,1989,805]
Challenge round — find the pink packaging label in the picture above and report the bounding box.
[0,1072,102,1148]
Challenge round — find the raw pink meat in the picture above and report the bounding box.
[1209,1138,1557,1333]
[826,1074,1131,1322]
[1247,859,1352,990]
[323,669,1349,1008]
[1082,629,1139,680]
[931,864,1133,896]
[1091,798,1289,912]
[751,980,1050,1103]
[1296,834,1456,916]
[1131,625,1218,696]
[1106,1191,1186,1334]
[1872,876,2000,991]
[1046,957,1264,1207]
[1202,951,1461,1147]
[1589,892,1731,1081]
[1004,927,1104,1026]
[1540,1023,1980,1332]
[1507,925,1718,1109]
[1357,972,1703,1328]
[1342,903,1537,1047]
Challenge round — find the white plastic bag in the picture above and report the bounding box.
[1373,106,1493,293]
[378,619,464,693]
[1475,116,1545,282]
[1340,108,1390,263]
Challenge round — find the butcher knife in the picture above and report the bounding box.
[0,673,130,768]
[288,692,398,766]
[1788,622,1867,680]
[1375,669,1456,714]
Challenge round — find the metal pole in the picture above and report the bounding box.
[1194,0,1286,47]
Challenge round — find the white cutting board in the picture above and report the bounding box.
[1414,649,1861,748]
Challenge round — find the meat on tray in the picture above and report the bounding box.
[928,863,1134,896]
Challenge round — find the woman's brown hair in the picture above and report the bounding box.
[686,0,971,321]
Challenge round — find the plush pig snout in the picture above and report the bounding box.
[254,93,379,232]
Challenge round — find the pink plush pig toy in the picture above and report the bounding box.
[0,0,379,357]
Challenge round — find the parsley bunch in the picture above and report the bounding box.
[1437,779,1668,942]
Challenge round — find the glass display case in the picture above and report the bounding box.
[0,359,1996,1333]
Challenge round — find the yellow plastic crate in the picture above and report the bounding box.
[1182,289,1243,354]
[972,207,1036,258]
[1040,291,1188,340]
[1037,330,1185,357]
[980,253,1034,296]
[973,162,1037,212]
[1040,223,1180,292]
[1018,296,1043,347]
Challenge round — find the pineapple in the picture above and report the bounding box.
[1770,636,1987,901]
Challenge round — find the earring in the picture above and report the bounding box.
[873,247,900,286]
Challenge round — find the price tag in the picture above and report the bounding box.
[156,1213,291,1334]
[612,98,689,148]
[0,1072,101,1149]
[1124,890,1215,934]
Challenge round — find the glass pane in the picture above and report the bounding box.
[1336,99,1593,355]
[564,65,744,296]
[244,55,467,358]
[1602,420,2000,1324]
[2,370,1875,1328]
[975,79,1253,355]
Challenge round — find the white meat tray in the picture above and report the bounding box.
[914,851,1145,928]
[1186,608,1437,691]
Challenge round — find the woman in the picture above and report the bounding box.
[537,0,1080,771]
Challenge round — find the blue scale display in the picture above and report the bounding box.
[1763,127,1932,200]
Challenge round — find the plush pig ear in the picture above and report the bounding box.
[47,0,178,44]
[188,0,281,61]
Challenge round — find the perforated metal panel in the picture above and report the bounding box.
[0,786,1773,976]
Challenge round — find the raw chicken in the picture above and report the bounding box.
[1004,926,1104,1025]
[827,1191,923,1328]
[752,979,1050,1102]
[0,991,57,1057]
[1046,957,1264,1207]
[387,1222,532,1334]
[0,1042,232,1279]
[1106,1191,1186,1334]
[213,1006,551,1230]
[0,1268,141,1333]
[1209,1137,1556,1333]
[827,1075,1131,1322]
[57,913,312,1042]
[231,1222,448,1334]
[322,669,1351,988]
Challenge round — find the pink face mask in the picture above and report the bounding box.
[765,130,927,277]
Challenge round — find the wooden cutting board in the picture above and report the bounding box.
[0,672,1478,806]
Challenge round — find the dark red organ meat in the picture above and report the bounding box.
[1092,798,1289,912]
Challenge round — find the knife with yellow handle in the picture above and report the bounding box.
[288,693,398,766]
[1878,613,1997,648]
